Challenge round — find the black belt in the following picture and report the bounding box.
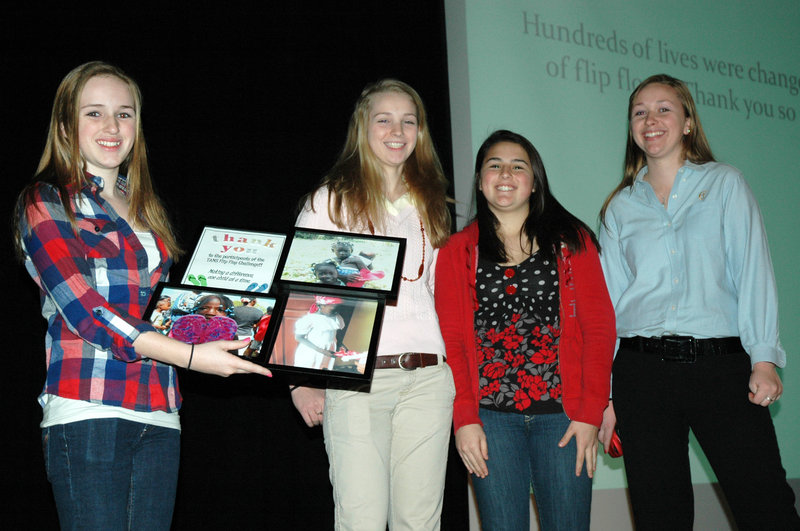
[375,353,441,370]
[619,336,743,363]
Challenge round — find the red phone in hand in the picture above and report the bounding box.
[608,428,623,458]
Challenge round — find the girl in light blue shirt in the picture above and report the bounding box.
[598,73,799,530]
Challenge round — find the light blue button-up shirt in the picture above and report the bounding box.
[599,160,785,367]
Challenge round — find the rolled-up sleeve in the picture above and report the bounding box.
[21,184,153,362]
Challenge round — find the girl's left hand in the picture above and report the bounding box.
[559,420,599,478]
[598,400,616,450]
[749,361,783,407]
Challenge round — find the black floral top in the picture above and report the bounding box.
[475,252,563,415]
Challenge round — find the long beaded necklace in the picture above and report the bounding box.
[401,217,426,282]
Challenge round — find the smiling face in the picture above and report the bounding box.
[197,297,226,319]
[366,91,418,178]
[314,263,340,284]
[76,75,136,181]
[629,83,691,165]
[478,141,535,217]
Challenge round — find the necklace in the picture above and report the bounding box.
[644,171,669,208]
[401,217,426,282]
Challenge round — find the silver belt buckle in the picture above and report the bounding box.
[398,353,415,371]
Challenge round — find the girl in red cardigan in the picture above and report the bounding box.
[435,130,615,531]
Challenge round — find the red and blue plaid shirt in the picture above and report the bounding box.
[20,175,180,412]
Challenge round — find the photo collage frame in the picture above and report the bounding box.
[143,226,405,389]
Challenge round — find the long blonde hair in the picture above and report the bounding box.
[14,61,182,259]
[306,79,451,247]
[600,74,715,223]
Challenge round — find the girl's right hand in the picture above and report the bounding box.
[189,339,273,377]
[455,424,489,478]
[132,332,271,378]
[291,386,326,427]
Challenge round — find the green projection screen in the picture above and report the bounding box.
[445,0,800,491]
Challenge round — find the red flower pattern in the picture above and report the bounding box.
[502,331,523,350]
[480,380,502,398]
[531,347,557,365]
[549,383,562,399]
[513,389,532,411]
[483,361,508,380]
[478,313,562,411]
[528,375,548,399]
[476,258,561,414]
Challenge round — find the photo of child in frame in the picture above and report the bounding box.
[150,295,172,334]
[144,285,276,357]
[168,293,238,344]
[293,295,345,370]
[280,230,400,292]
[268,292,381,375]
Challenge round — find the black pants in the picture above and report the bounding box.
[613,347,800,531]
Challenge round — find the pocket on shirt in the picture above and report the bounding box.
[77,218,122,259]
[683,202,722,241]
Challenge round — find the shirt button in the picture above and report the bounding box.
[673,278,679,284]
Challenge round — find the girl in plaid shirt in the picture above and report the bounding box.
[14,61,271,530]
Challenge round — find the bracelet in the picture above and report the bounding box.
[290,385,299,392]
[187,344,195,371]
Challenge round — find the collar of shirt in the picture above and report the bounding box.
[384,192,413,216]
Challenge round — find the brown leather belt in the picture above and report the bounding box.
[375,353,441,370]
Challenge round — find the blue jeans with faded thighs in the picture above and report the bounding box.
[471,409,591,531]
[43,418,180,531]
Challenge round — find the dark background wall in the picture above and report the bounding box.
[2,4,467,529]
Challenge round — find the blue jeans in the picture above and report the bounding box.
[472,409,591,531]
[42,418,180,531]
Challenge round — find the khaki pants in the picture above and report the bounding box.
[323,358,455,531]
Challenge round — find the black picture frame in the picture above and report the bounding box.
[260,290,384,389]
[143,282,277,360]
[276,228,405,300]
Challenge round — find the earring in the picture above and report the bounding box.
[685,127,691,134]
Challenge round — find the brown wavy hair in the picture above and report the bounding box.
[600,74,715,224]
[14,61,182,259]
[304,79,451,247]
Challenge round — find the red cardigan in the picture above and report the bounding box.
[435,222,615,431]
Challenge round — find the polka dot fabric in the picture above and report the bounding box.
[475,252,563,414]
